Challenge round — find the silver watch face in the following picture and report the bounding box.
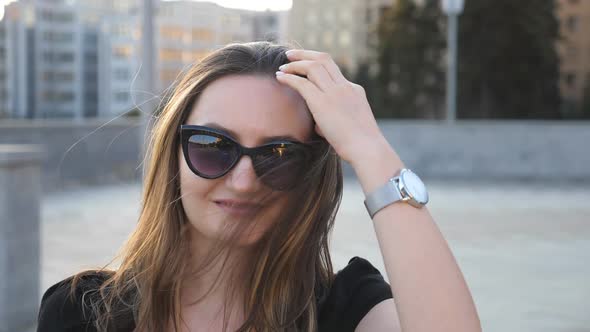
[400,170,429,205]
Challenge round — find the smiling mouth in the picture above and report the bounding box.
[214,201,263,216]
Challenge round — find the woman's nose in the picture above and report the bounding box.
[226,155,261,192]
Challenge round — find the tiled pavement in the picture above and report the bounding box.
[23,180,590,331]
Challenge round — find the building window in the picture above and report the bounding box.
[159,48,182,62]
[39,10,74,22]
[160,26,185,40]
[192,28,214,42]
[566,15,578,32]
[43,90,75,102]
[85,53,98,64]
[307,34,318,46]
[306,13,318,25]
[57,52,74,62]
[42,51,74,63]
[339,9,352,22]
[322,31,334,46]
[114,68,130,80]
[85,92,98,103]
[84,33,98,44]
[113,46,132,59]
[566,45,578,59]
[264,15,277,26]
[324,11,335,23]
[160,69,179,82]
[339,31,351,47]
[565,73,576,87]
[114,91,129,103]
[43,71,74,81]
[113,24,131,38]
[57,91,74,102]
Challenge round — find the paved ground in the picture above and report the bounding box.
[27,180,590,331]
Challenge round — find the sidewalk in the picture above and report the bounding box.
[33,180,590,332]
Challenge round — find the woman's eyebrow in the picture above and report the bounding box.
[202,122,303,143]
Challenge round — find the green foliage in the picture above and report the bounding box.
[374,0,446,118]
[578,74,590,119]
[456,0,561,119]
[371,0,562,119]
[124,108,142,118]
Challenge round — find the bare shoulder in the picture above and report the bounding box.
[355,298,402,332]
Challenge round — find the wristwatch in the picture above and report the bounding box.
[363,168,429,218]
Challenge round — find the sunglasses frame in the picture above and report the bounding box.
[179,124,318,188]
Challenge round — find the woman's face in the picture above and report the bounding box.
[178,74,314,247]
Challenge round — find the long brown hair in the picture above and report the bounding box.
[72,41,344,331]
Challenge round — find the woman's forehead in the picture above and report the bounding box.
[186,75,314,145]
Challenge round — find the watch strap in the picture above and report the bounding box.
[363,176,403,219]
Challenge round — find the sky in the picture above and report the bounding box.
[0,0,293,19]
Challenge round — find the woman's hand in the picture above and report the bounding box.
[275,49,392,166]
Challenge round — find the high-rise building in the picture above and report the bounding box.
[0,0,141,119]
[0,0,287,119]
[155,1,287,95]
[250,9,289,43]
[287,0,394,77]
[97,13,142,117]
[556,0,590,110]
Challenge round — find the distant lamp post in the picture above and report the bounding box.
[441,0,464,124]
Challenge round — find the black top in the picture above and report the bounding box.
[37,256,393,332]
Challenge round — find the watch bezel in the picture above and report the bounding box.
[398,169,429,208]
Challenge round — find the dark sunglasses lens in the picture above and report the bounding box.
[187,134,237,177]
[253,145,308,190]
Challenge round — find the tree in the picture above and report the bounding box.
[374,0,446,119]
[457,0,561,119]
[578,73,590,119]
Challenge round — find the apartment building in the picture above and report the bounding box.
[0,12,14,118]
[0,0,287,119]
[287,0,394,76]
[97,14,142,117]
[556,0,590,109]
[0,0,78,118]
[251,9,289,43]
[0,0,140,119]
[156,1,287,93]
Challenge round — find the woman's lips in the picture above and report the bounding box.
[214,200,262,216]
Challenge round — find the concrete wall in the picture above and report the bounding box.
[0,119,588,193]
[344,120,590,183]
[0,145,42,332]
[0,119,144,193]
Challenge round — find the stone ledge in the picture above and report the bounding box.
[0,145,45,167]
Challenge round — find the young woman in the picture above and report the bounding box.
[37,42,481,332]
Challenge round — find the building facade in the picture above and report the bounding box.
[287,0,394,77]
[0,0,141,119]
[556,0,590,112]
[155,1,287,93]
[0,0,287,119]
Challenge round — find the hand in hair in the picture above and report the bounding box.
[275,49,392,167]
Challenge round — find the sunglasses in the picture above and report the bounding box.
[180,124,321,191]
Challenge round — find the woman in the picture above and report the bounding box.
[37,42,481,331]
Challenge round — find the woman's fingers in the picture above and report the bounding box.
[285,49,348,84]
[278,60,334,92]
[275,71,321,110]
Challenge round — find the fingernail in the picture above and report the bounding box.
[285,50,294,56]
[275,71,285,76]
[278,64,286,71]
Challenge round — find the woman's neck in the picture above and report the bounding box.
[183,227,254,307]
[174,228,255,331]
